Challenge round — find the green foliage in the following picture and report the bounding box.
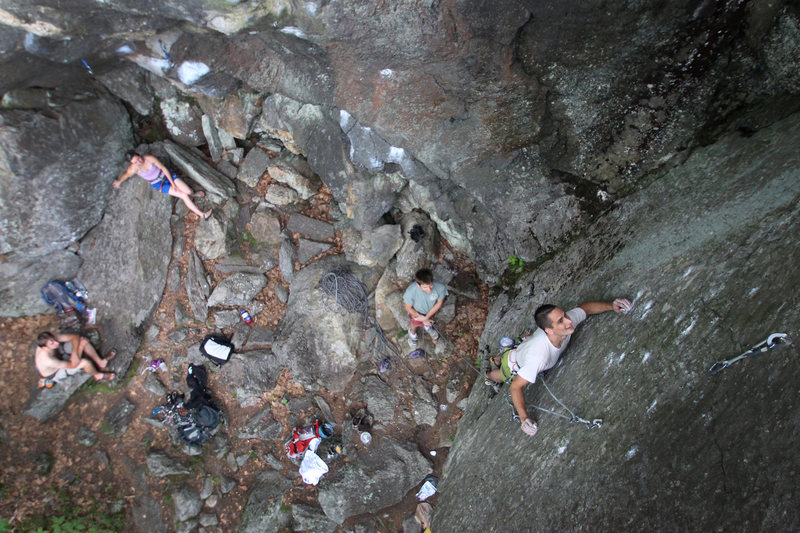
[0,518,8,533]
[279,504,292,513]
[507,255,525,271]
[142,127,163,143]
[16,500,126,533]
[240,230,259,246]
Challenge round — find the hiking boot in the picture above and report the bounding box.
[425,326,439,341]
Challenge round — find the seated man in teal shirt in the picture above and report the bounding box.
[403,268,448,347]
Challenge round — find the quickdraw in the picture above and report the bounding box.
[505,377,603,430]
[707,333,792,375]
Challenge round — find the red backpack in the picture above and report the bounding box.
[285,421,334,458]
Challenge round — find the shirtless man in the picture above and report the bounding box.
[34,331,115,386]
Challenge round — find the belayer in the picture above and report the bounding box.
[486,299,632,436]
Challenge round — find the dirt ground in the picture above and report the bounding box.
[0,199,488,532]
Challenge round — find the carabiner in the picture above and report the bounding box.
[707,360,729,375]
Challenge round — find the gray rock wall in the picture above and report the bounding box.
[1,1,797,281]
[77,180,173,376]
[432,112,800,531]
[0,90,131,315]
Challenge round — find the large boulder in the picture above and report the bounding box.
[218,350,288,408]
[272,256,374,393]
[77,177,173,376]
[238,471,292,533]
[23,372,91,421]
[317,437,431,524]
[0,90,131,316]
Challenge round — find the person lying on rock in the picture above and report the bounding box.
[403,268,448,348]
[114,151,211,219]
[486,299,632,437]
[34,331,115,386]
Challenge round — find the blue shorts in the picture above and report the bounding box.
[150,171,178,194]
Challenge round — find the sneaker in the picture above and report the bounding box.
[408,334,418,348]
[38,378,55,389]
[424,325,439,341]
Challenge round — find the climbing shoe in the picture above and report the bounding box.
[484,380,502,395]
[38,378,55,389]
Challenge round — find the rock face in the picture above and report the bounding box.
[317,437,431,524]
[1,1,800,531]
[272,257,373,393]
[0,2,798,284]
[0,90,131,315]
[432,113,800,531]
[77,179,173,376]
[238,471,292,533]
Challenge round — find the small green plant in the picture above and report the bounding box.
[279,504,291,513]
[0,518,9,533]
[17,500,126,533]
[240,230,259,246]
[507,255,524,271]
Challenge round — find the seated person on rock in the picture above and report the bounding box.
[34,331,115,385]
[403,268,448,347]
[114,151,211,219]
[487,299,632,437]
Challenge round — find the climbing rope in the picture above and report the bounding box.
[446,332,603,431]
[503,377,602,430]
[318,266,370,325]
[707,332,792,375]
[318,266,414,374]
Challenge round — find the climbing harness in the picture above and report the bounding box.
[484,335,602,430]
[707,332,792,375]
[503,377,603,430]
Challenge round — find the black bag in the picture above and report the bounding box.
[185,363,212,410]
[177,364,221,446]
[199,334,234,366]
[177,404,221,446]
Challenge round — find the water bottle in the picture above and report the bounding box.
[240,309,253,324]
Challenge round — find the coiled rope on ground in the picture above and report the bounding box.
[317,266,406,372]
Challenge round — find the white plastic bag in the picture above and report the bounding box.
[299,438,329,485]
